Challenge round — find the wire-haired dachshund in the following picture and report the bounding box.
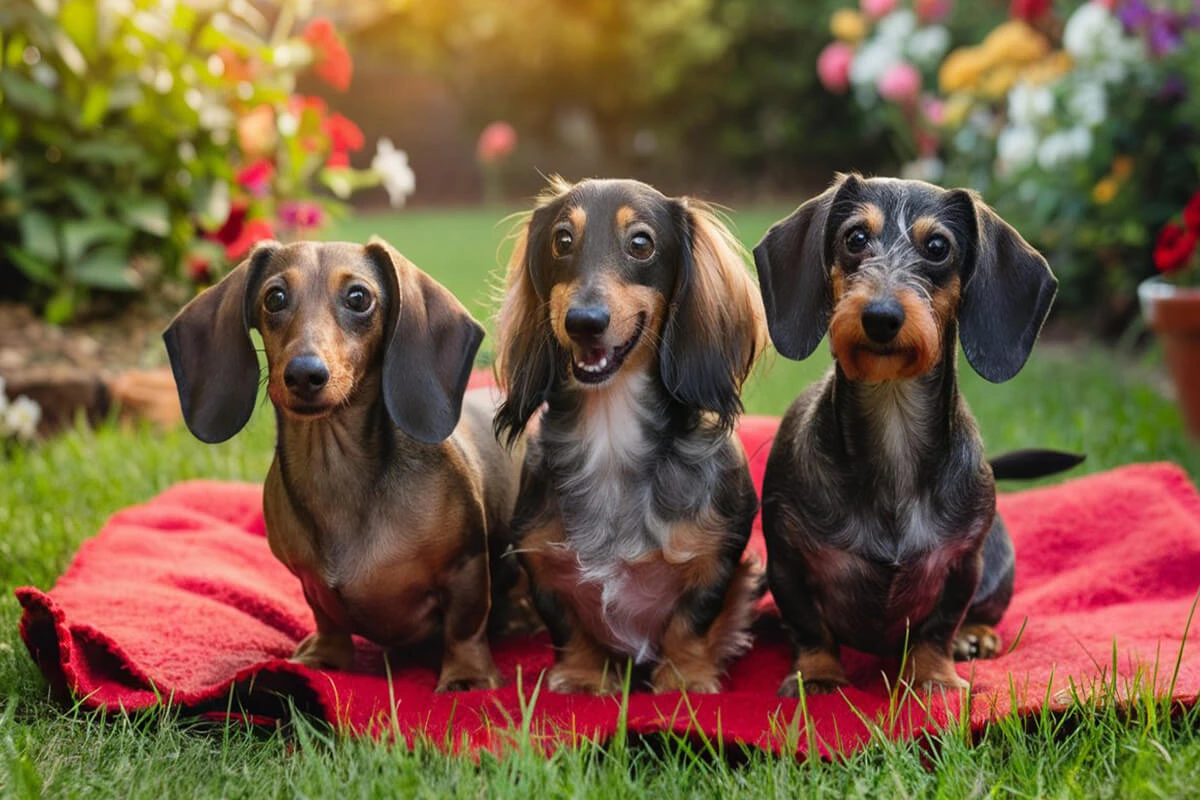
[753,174,1082,695]
[164,238,534,691]
[494,177,769,694]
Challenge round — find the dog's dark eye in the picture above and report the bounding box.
[552,229,573,258]
[344,285,373,313]
[845,227,869,254]
[924,234,950,262]
[264,287,287,314]
[628,232,654,260]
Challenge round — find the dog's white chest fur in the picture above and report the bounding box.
[551,374,680,662]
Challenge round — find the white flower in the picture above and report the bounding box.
[1067,80,1107,127]
[372,139,416,208]
[198,102,233,132]
[906,26,950,67]
[1007,82,1055,127]
[6,396,41,441]
[1062,2,1143,82]
[997,125,1039,171]
[876,10,917,43]
[849,38,901,88]
[1036,127,1092,170]
[276,111,299,137]
[900,157,945,183]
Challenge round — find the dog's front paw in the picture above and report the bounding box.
[903,643,969,692]
[953,624,1002,661]
[291,632,354,671]
[650,664,722,695]
[436,671,502,693]
[546,664,622,695]
[777,673,849,697]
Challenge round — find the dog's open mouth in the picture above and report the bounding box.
[571,313,646,385]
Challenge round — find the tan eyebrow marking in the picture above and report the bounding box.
[569,206,587,230]
[615,205,636,229]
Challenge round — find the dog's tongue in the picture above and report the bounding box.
[580,347,607,367]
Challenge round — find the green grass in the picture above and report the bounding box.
[2,206,1199,797]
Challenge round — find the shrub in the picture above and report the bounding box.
[0,0,410,322]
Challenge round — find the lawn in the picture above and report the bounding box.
[2,205,1199,797]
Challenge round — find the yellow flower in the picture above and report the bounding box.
[939,47,987,93]
[980,64,1020,99]
[942,93,974,128]
[1092,176,1119,205]
[830,9,867,44]
[1021,51,1073,85]
[1112,156,1135,181]
[981,20,1050,66]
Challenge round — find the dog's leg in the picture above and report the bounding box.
[436,551,502,692]
[652,558,763,694]
[904,553,981,691]
[292,600,355,672]
[547,625,623,695]
[954,518,1014,660]
[768,554,849,696]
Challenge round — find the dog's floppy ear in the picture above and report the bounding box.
[162,241,277,443]
[367,237,485,445]
[661,200,767,431]
[752,174,858,360]
[494,198,564,447]
[951,190,1056,383]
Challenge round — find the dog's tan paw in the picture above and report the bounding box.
[546,664,621,695]
[291,632,354,671]
[436,670,502,693]
[650,665,722,695]
[777,673,850,697]
[904,642,969,692]
[953,624,1002,661]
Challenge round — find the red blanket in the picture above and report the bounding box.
[16,417,1200,756]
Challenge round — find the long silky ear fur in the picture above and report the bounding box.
[751,174,855,360]
[660,200,768,431]
[953,190,1057,383]
[493,205,562,447]
[367,237,485,444]
[162,241,278,443]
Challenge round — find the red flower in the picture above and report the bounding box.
[476,121,517,163]
[303,18,353,92]
[235,159,275,197]
[326,151,350,168]
[210,202,275,262]
[1154,222,1198,274]
[186,254,212,284]
[289,94,328,119]
[279,201,326,230]
[1183,191,1200,233]
[1010,0,1051,23]
[322,113,365,154]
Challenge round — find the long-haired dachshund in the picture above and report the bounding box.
[164,238,532,691]
[494,177,768,694]
[753,174,1082,695]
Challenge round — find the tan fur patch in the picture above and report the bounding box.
[829,286,941,382]
[783,648,849,696]
[904,641,968,691]
[547,628,623,695]
[568,205,587,231]
[931,275,962,328]
[910,215,944,245]
[615,205,636,229]
[858,203,885,236]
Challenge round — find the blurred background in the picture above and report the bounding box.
[1,0,1199,455]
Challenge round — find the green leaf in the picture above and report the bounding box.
[71,247,141,291]
[43,288,77,325]
[120,197,171,237]
[71,139,143,165]
[60,217,131,264]
[62,179,105,217]
[3,245,58,287]
[78,84,110,129]
[18,211,59,263]
[59,0,99,60]
[0,70,58,118]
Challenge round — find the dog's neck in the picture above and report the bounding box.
[273,374,395,527]
[830,328,960,480]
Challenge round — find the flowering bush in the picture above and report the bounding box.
[0,0,415,320]
[816,0,1200,323]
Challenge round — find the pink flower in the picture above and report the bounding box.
[235,159,275,197]
[877,61,922,105]
[303,18,353,92]
[920,95,946,126]
[860,0,898,20]
[279,201,325,230]
[915,0,954,23]
[476,121,517,164]
[817,42,855,94]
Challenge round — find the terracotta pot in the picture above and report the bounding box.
[1139,277,1200,437]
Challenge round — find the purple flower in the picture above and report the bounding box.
[278,201,325,230]
[1118,0,1153,31]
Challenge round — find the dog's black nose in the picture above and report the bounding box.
[284,355,330,400]
[564,306,611,340]
[862,299,905,344]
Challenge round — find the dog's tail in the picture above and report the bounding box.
[989,449,1086,481]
